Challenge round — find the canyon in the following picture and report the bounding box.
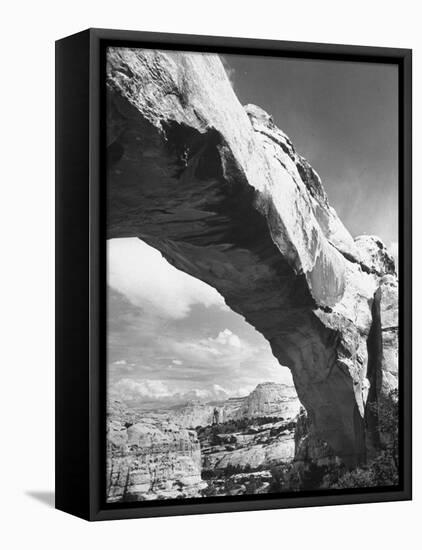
[106,47,398,471]
[107,383,300,501]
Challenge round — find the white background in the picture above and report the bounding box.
[1,1,419,548]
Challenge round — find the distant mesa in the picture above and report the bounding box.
[106,382,300,501]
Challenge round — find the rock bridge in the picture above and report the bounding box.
[106,47,398,467]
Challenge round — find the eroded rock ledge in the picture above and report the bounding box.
[107,402,205,501]
[106,47,398,467]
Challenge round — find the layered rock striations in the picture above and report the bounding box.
[107,384,299,500]
[243,382,300,420]
[200,420,296,473]
[106,48,398,466]
[379,274,399,393]
[107,415,205,502]
[172,382,300,428]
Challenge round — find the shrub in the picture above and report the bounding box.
[267,390,399,492]
[332,389,399,489]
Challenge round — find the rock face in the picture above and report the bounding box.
[197,414,297,496]
[200,421,296,472]
[242,382,299,419]
[172,383,300,428]
[107,416,205,502]
[170,401,218,429]
[107,385,298,501]
[379,275,399,393]
[106,48,398,466]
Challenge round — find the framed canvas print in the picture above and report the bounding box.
[55,28,412,521]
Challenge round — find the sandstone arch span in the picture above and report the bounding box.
[106,47,398,467]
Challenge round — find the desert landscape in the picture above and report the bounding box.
[106,47,399,502]
[107,382,301,501]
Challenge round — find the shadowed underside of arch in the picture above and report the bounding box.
[105,47,398,467]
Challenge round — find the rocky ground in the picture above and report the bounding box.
[107,382,300,501]
[198,416,296,497]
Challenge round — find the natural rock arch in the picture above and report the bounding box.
[106,47,398,467]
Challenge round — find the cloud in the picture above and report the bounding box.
[108,377,255,406]
[172,328,248,361]
[111,378,172,402]
[109,358,136,374]
[109,377,209,404]
[212,328,241,348]
[179,385,229,402]
[108,238,226,319]
[168,328,257,380]
[107,239,296,399]
[209,383,253,399]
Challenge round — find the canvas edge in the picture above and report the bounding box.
[55,28,412,522]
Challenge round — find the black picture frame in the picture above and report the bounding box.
[55,28,412,521]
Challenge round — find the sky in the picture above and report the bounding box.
[108,238,293,407]
[223,53,398,250]
[107,52,399,408]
